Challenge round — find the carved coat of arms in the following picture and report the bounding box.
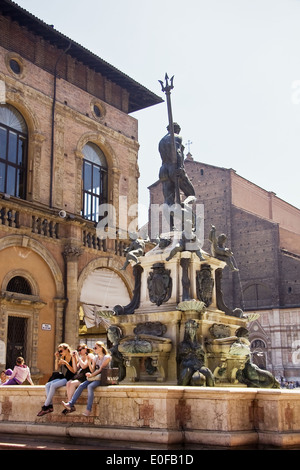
[147,263,172,306]
[196,264,214,306]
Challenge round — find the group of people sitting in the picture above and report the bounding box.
[1,341,111,418]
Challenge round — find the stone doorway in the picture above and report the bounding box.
[6,316,28,369]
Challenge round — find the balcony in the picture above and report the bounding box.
[0,195,129,256]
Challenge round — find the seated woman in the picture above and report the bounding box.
[37,343,76,416]
[1,357,33,386]
[65,343,94,403]
[62,341,110,416]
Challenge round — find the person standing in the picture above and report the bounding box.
[62,341,110,416]
[37,343,76,416]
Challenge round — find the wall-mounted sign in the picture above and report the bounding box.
[41,323,51,331]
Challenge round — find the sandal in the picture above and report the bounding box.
[62,401,76,413]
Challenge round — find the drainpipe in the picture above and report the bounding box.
[50,42,71,208]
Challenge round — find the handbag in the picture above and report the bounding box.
[101,368,119,386]
[47,371,65,382]
[87,373,101,382]
[73,367,88,382]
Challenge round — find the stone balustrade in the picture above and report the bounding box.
[0,196,129,255]
[0,205,19,228]
[31,215,59,238]
[0,197,62,239]
[82,229,130,256]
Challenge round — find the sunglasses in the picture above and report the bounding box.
[58,350,63,354]
[78,347,86,352]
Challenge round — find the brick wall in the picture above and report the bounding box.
[0,15,129,113]
[0,41,139,215]
[0,11,140,378]
[148,159,300,311]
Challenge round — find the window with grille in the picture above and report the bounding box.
[6,316,28,369]
[0,104,28,199]
[6,276,32,295]
[82,142,107,222]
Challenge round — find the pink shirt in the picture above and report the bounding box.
[10,365,32,384]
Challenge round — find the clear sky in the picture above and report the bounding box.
[13,0,300,225]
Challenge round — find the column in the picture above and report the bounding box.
[63,244,82,348]
[54,298,67,347]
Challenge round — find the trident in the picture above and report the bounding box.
[159,73,181,206]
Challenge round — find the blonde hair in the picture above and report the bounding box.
[58,343,71,353]
[94,341,109,356]
[77,343,93,355]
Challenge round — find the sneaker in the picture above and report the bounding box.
[82,410,90,416]
[37,405,53,417]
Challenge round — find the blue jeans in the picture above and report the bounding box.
[69,379,101,411]
[44,378,67,407]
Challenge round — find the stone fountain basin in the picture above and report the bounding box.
[206,336,250,355]
[118,334,172,354]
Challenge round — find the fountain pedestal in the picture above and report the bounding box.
[109,241,253,386]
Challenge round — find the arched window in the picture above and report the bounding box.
[82,143,107,222]
[0,104,27,199]
[6,276,32,295]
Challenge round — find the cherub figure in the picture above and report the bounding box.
[209,225,238,271]
[120,236,145,271]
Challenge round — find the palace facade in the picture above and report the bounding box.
[0,0,161,382]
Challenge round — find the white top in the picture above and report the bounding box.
[95,354,110,372]
[10,365,32,384]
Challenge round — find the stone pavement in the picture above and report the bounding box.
[0,433,177,451]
